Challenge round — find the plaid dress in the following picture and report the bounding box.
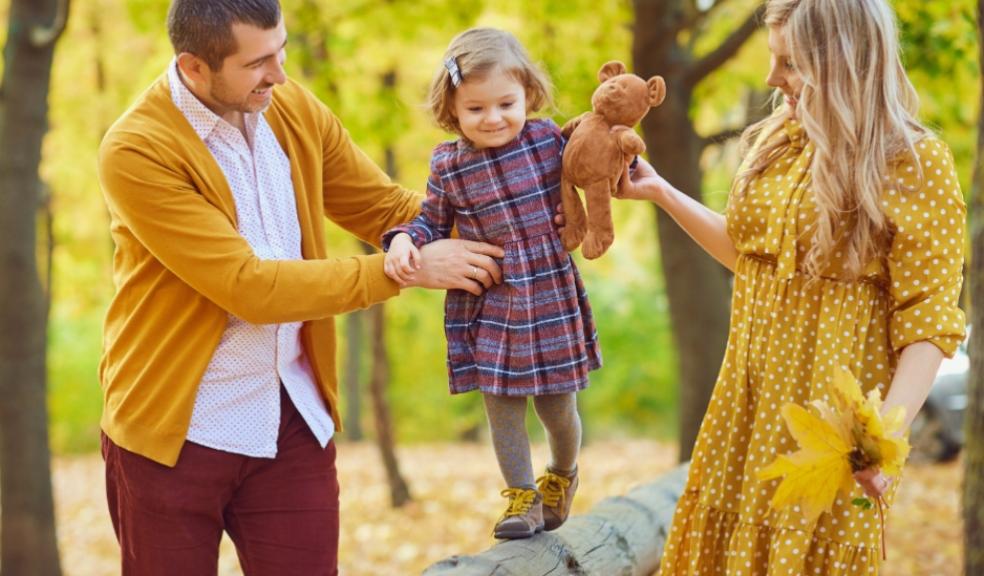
[383,119,601,396]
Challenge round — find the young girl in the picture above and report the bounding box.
[382,28,601,539]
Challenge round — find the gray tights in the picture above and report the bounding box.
[482,392,581,489]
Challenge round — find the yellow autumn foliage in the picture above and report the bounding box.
[757,367,910,521]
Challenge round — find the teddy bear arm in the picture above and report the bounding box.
[561,112,591,139]
[617,130,646,158]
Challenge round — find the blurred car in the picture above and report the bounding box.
[908,331,969,463]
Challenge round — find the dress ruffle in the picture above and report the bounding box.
[661,490,881,576]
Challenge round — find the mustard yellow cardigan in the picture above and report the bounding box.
[97,75,421,465]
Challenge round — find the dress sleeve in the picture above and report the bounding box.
[545,117,566,148]
[312,93,422,247]
[885,138,967,357]
[382,151,456,250]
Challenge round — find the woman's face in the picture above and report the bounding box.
[766,25,804,115]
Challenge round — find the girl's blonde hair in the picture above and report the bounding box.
[737,0,928,278]
[429,28,553,136]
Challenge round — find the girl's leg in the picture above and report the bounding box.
[483,393,543,539]
[532,392,581,531]
[532,392,581,475]
[482,393,535,488]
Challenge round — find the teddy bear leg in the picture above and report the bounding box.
[559,177,588,251]
[580,181,615,259]
[614,168,632,198]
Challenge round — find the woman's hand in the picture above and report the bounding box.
[616,157,672,204]
[853,467,893,500]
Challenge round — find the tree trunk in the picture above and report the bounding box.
[342,311,365,441]
[365,297,412,507]
[0,1,68,575]
[963,1,984,573]
[632,0,737,461]
[360,68,412,507]
[424,465,689,575]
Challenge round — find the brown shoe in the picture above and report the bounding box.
[537,467,578,531]
[493,488,544,539]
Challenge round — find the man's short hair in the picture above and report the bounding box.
[167,0,281,71]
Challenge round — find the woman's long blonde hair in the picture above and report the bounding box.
[737,0,928,278]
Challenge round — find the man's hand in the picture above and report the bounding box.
[404,239,505,296]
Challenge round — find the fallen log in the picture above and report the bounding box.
[423,464,689,576]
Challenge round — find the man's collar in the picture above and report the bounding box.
[167,60,260,142]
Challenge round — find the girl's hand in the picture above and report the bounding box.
[383,233,420,286]
[853,467,893,500]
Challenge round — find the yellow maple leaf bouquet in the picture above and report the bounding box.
[756,366,910,523]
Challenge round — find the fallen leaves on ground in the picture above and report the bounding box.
[52,439,961,575]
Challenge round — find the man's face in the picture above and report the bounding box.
[202,19,288,117]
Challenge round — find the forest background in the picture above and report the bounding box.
[0,0,981,574]
[22,0,976,455]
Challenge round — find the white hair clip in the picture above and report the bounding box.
[444,56,462,87]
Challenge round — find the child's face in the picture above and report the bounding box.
[452,68,527,149]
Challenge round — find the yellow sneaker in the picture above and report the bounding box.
[537,467,578,531]
[493,487,544,539]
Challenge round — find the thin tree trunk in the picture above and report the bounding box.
[357,238,411,507]
[963,2,984,573]
[360,231,411,505]
[632,0,736,461]
[366,300,412,507]
[342,311,365,441]
[0,0,68,574]
[360,67,411,507]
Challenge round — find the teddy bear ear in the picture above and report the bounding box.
[647,76,667,107]
[598,61,627,83]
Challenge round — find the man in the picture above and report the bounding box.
[97,1,503,574]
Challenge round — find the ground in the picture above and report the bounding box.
[54,439,961,575]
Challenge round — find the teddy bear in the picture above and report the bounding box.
[559,61,666,259]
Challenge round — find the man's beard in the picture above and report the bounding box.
[211,79,272,115]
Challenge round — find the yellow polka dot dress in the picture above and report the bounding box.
[657,120,966,575]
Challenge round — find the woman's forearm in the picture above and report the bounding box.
[883,341,945,430]
[656,184,739,271]
[622,159,738,271]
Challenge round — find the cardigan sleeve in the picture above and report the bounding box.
[98,132,401,325]
[313,97,424,247]
[382,149,455,250]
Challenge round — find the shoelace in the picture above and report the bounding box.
[536,472,571,508]
[500,487,538,517]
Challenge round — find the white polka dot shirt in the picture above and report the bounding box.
[168,61,334,457]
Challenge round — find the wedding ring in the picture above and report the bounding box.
[471,266,479,279]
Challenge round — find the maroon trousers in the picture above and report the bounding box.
[102,389,339,576]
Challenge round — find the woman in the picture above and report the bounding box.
[621,0,966,573]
